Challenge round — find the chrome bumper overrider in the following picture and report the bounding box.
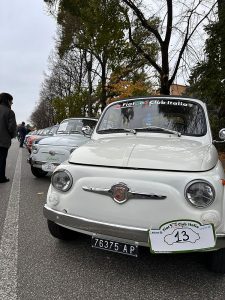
[43,205,225,249]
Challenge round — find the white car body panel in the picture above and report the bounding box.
[69,137,218,171]
[47,160,224,230]
[30,135,89,169]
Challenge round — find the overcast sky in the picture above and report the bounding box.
[0,0,56,125]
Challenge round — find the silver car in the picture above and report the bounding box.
[28,117,97,177]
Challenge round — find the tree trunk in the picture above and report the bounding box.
[100,58,107,111]
[217,0,225,122]
[86,57,93,117]
[159,77,170,95]
[218,0,225,82]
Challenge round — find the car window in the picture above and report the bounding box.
[97,98,207,136]
[42,128,51,135]
[58,119,97,134]
[48,125,59,135]
[38,129,44,135]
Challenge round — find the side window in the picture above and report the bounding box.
[83,120,98,129]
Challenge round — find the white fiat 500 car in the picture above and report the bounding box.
[29,117,97,177]
[44,96,225,273]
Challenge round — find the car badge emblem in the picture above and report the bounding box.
[49,150,56,156]
[110,183,129,204]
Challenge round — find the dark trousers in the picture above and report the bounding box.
[0,147,8,179]
[20,136,25,147]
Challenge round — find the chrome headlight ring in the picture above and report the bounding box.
[185,179,215,208]
[51,169,73,192]
[70,147,77,154]
[32,145,39,154]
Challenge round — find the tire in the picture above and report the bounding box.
[31,166,48,178]
[207,248,225,273]
[47,220,74,240]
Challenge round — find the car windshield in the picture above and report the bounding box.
[42,127,51,135]
[57,119,97,134]
[48,125,59,135]
[97,98,207,136]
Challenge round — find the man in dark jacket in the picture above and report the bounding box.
[18,121,27,148]
[0,92,17,183]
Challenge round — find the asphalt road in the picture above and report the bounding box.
[1,139,225,300]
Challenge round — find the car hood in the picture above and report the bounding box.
[38,134,89,146]
[69,136,218,171]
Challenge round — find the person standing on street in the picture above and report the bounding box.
[18,121,26,148]
[0,92,17,183]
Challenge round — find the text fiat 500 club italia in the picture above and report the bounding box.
[44,96,225,273]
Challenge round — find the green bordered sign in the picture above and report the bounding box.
[149,220,216,253]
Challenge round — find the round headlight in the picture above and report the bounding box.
[51,170,73,192]
[70,147,77,154]
[32,145,38,154]
[185,180,215,208]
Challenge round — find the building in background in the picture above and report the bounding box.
[170,84,187,95]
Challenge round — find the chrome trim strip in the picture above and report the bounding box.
[43,205,225,248]
[82,186,167,200]
[82,186,109,195]
[216,233,225,238]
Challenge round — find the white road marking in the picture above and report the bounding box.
[0,149,22,300]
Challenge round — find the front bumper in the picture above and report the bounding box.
[43,205,225,249]
[27,157,59,169]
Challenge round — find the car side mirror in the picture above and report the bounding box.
[82,126,93,136]
[219,128,225,140]
[213,128,225,144]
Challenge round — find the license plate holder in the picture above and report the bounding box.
[91,236,138,257]
[42,163,56,172]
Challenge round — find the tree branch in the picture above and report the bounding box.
[121,0,163,45]
[124,12,162,74]
[169,0,217,85]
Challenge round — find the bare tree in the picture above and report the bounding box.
[30,47,90,125]
[29,99,54,128]
[120,0,217,94]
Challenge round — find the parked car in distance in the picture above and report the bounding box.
[28,117,98,178]
[24,130,37,146]
[43,96,225,273]
[26,125,59,153]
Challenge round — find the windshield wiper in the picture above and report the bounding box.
[134,126,181,137]
[97,128,136,134]
[57,131,70,134]
[57,131,67,134]
[69,130,82,134]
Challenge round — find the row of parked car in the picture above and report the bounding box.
[25,96,225,274]
[24,125,59,153]
[25,118,98,177]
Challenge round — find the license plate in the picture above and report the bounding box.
[42,163,56,172]
[149,220,216,253]
[91,236,138,257]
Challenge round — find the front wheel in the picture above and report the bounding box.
[47,220,75,240]
[207,248,225,273]
[31,166,48,178]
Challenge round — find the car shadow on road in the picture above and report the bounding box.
[44,230,225,300]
